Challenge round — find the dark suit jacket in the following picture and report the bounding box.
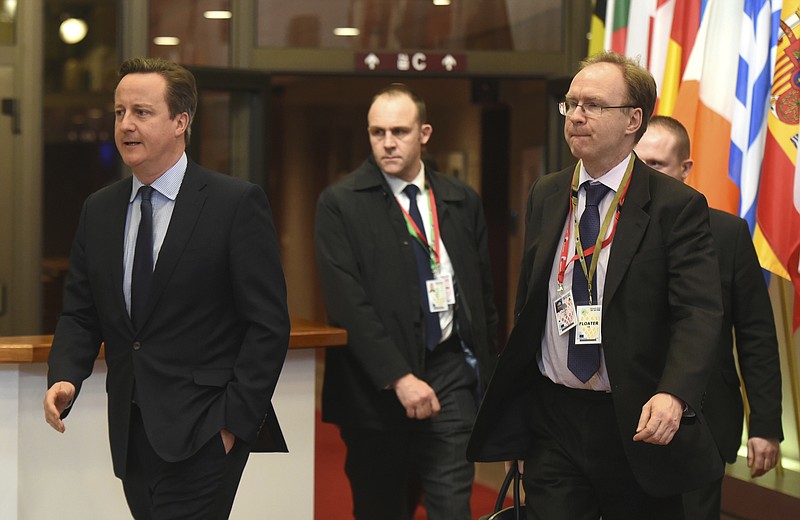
[467,158,724,497]
[47,160,290,478]
[314,157,498,430]
[704,209,782,462]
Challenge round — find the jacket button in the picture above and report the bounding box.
[132,341,141,351]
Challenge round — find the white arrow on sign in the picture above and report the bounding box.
[365,53,380,70]
[442,54,457,71]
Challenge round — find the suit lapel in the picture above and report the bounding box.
[604,161,651,305]
[107,178,135,329]
[429,172,465,279]
[532,171,571,298]
[139,164,208,328]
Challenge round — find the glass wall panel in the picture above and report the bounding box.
[0,0,15,44]
[43,0,120,332]
[148,0,231,66]
[256,0,562,52]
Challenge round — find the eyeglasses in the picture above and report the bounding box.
[558,101,635,117]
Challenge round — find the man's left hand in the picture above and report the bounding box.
[633,392,683,445]
[747,437,780,477]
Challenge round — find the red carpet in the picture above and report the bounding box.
[314,411,510,519]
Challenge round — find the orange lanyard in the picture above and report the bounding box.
[399,185,441,271]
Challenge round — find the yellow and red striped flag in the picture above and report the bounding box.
[757,2,800,329]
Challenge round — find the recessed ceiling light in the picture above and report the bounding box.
[203,10,232,19]
[153,36,180,46]
[333,27,360,37]
[59,18,88,44]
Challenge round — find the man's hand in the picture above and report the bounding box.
[633,392,683,445]
[393,373,441,420]
[747,437,780,477]
[220,428,236,454]
[43,381,76,433]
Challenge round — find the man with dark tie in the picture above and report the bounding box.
[43,57,290,519]
[314,83,497,520]
[636,115,783,520]
[467,51,724,519]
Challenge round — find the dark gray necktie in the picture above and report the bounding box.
[568,181,610,382]
[131,186,154,328]
[403,184,441,350]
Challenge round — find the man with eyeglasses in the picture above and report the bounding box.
[468,51,724,519]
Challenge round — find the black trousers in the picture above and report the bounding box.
[340,337,478,520]
[522,373,684,520]
[682,474,723,520]
[123,404,250,520]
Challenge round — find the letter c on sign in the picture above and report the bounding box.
[412,53,427,71]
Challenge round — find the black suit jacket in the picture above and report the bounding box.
[704,209,782,462]
[314,157,498,430]
[467,158,724,497]
[48,161,290,478]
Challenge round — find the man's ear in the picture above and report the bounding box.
[420,123,433,145]
[626,108,643,137]
[174,112,189,137]
[680,158,694,181]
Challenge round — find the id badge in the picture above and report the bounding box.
[575,305,602,344]
[439,272,456,305]
[554,290,577,335]
[426,278,449,312]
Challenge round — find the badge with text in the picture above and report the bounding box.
[427,278,449,312]
[554,291,577,334]
[575,305,602,344]
[438,272,456,305]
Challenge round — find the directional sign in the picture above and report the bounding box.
[355,52,467,73]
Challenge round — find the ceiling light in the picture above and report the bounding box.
[333,27,359,37]
[433,0,451,5]
[153,36,180,46]
[203,10,232,20]
[59,18,88,44]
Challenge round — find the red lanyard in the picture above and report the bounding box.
[399,185,441,270]
[557,165,633,288]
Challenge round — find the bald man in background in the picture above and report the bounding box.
[635,115,783,519]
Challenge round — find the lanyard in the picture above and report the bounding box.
[557,157,634,301]
[399,184,441,272]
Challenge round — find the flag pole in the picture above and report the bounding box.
[776,277,800,472]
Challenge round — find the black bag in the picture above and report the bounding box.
[478,461,525,520]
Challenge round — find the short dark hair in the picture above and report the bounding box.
[117,57,197,145]
[580,51,657,143]
[370,83,427,125]
[649,115,691,160]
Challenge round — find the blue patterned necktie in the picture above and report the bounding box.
[131,186,154,328]
[403,184,441,350]
[568,181,610,382]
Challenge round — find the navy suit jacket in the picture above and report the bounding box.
[48,160,290,478]
[468,158,724,497]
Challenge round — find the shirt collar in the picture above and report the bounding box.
[382,161,426,198]
[578,152,631,193]
[129,153,187,202]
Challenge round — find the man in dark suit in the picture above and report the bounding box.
[636,115,783,519]
[467,51,724,519]
[314,84,497,520]
[43,57,290,519]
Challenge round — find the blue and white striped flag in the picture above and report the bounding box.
[729,0,783,231]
